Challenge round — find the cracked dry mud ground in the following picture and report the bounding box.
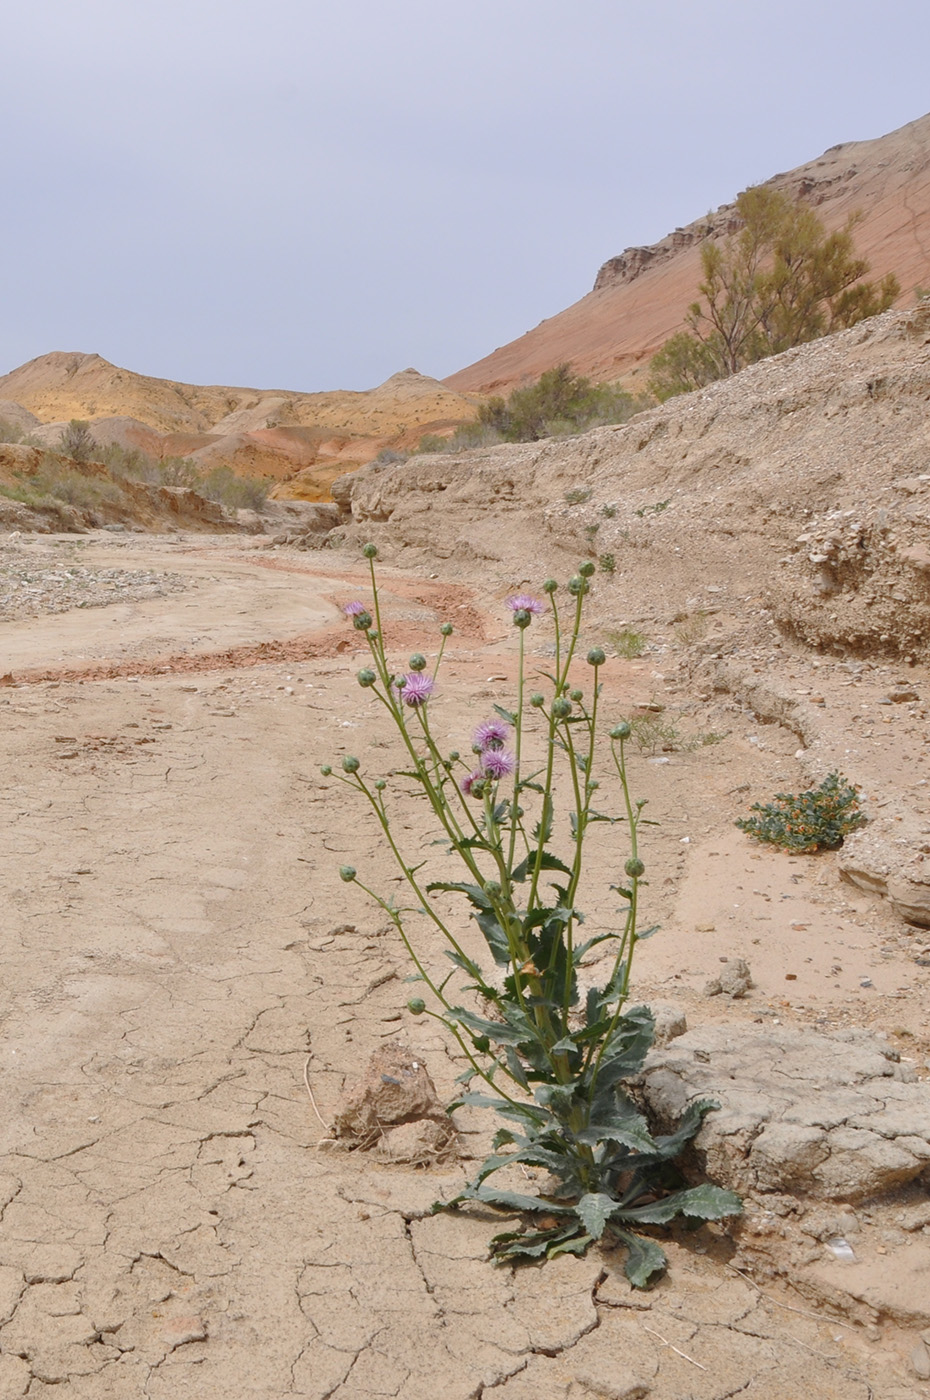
[1,535,927,1398]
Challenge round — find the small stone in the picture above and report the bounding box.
[910,1340,930,1380]
[704,958,753,999]
[572,1366,651,1399]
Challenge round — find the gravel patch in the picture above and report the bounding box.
[0,544,190,621]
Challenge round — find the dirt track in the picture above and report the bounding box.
[1,532,928,1398]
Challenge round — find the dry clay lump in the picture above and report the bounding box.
[331,1042,457,1165]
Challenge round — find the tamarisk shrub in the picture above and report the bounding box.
[323,545,740,1285]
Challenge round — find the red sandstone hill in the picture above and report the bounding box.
[444,112,930,396]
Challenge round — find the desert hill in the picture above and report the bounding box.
[445,111,930,394]
[0,354,477,499]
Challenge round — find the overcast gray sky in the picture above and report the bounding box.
[4,0,929,392]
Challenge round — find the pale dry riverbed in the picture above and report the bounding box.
[0,532,928,1398]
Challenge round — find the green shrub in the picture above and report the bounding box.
[59,420,98,462]
[605,627,646,659]
[736,772,866,852]
[599,553,616,574]
[416,423,505,455]
[648,187,900,402]
[199,464,269,511]
[673,611,710,645]
[3,456,121,511]
[564,486,593,505]
[628,712,681,755]
[478,364,649,444]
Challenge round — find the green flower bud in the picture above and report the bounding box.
[552,697,572,720]
[512,608,532,629]
[339,865,357,882]
[611,721,632,741]
[394,675,406,688]
[567,575,589,596]
[357,668,376,687]
[449,750,460,762]
[320,764,332,776]
[587,780,600,792]
[570,688,583,703]
[409,653,427,671]
[362,543,378,559]
[375,779,386,791]
[530,692,545,708]
[440,622,454,636]
[352,610,373,632]
[483,880,502,898]
[542,578,558,594]
[407,997,426,1015]
[579,560,596,578]
[625,857,645,879]
[587,647,606,666]
[342,755,360,774]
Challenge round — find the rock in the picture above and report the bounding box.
[372,1118,455,1166]
[331,1043,456,1159]
[703,958,752,998]
[646,1001,687,1046]
[329,473,355,511]
[911,1341,930,1380]
[641,1024,930,1202]
[840,830,930,928]
[571,1365,651,1399]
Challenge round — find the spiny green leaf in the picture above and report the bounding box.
[459,1092,548,1126]
[474,910,512,965]
[532,793,554,845]
[504,1047,530,1090]
[475,1185,573,1215]
[443,947,483,978]
[547,1230,592,1259]
[621,1184,742,1226]
[614,1229,668,1289]
[450,1006,528,1047]
[511,851,573,884]
[574,1117,656,1152]
[493,704,518,726]
[575,1192,621,1240]
[426,880,491,908]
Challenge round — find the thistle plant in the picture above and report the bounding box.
[324,545,740,1285]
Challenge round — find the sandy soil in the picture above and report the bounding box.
[1,532,928,1398]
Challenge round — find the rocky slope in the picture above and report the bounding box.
[446,111,930,394]
[338,302,930,659]
[0,356,477,500]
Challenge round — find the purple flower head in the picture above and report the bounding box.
[460,769,484,797]
[395,672,434,707]
[480,749,516,781]
[506,594,544,616]
[473,717,510,752]
[343,601,367,617]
